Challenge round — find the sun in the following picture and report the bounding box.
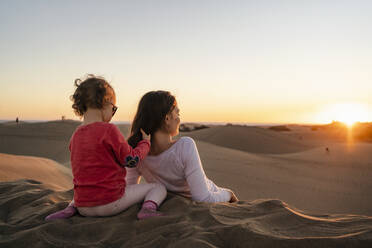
[317,103,370,127]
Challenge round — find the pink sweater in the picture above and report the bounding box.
[126,136,231,202]
[70,122,150,207]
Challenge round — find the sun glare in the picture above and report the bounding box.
[317,103,370,127]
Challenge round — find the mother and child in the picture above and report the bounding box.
[46,75,238,221]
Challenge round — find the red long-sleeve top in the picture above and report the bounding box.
[69,122,150,207]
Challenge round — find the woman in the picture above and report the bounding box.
[126,90,238,203]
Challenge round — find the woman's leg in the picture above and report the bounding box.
[78,183,166,218]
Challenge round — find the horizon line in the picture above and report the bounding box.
[1,118,365,126]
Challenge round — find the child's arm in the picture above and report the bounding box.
[105,124,151,168]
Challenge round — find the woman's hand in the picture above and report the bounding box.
[140,129,151,141]
[229,190,239,203]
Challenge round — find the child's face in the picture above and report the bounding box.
[101,100,117,123]
[101,91,117,122]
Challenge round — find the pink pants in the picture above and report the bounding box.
[77,183,166,217]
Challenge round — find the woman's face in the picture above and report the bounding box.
[165,104,180,137]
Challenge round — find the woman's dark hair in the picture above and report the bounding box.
[128,91,176,147]
[70,74,115,116]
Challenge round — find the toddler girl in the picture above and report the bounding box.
[45,75,166,220]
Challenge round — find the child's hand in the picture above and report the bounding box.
[140,129,151,141]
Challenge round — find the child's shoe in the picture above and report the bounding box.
[137,200,164,220]
[45,203,77,221]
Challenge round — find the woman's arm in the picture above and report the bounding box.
[181,137,232,203]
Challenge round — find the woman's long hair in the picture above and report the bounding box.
[127,91,176,147]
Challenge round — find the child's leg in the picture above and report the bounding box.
[113,183,166,216]
[78,183,166,217]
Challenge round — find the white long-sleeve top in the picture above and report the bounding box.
[125,136,232,203]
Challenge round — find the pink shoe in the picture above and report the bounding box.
[137,208,165,220]
[45,205,77,221]
[137,200,165,220]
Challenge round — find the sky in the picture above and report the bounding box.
[0,0,372,124]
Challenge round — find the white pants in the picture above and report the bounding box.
[77,183,166,217]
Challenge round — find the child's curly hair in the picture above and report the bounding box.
[70,74,116,117]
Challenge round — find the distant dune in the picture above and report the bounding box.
[0,120,131,166]
[0,120,80,165]
[299,121,372,143]
[182,125,314,154]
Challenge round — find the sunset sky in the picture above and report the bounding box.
[1,0,371,124]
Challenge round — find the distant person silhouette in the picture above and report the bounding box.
[16,117,19,125]
[325,147,330,154]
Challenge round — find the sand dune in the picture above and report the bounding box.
[183,125,314,154]
[0,120,79,165]
[194,140,372,216]
[0,153,72,191]
[0,121,131,166]
[0,179,371,248]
